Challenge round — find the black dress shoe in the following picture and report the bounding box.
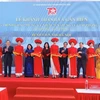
[8,75,11,77]
[59,75,63,78]
[44,76,48,78]
[4,75,7,77]
[64,76,67,78]
[44,76,47,78]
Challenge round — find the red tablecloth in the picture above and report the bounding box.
[0,88,8,100]
[77,93,100,100]
[76,89,100,100]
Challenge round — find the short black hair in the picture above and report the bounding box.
[63,42,68,45]
[6,40,10,43]
[79,42,84,44]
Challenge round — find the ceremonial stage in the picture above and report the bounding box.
[0,76,100,100]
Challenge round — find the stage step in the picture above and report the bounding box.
[13,87,76,100]
[16,87,75,96]
[14,95,76,100]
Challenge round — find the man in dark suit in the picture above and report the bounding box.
[59,42,68,78]
[77,42,87,78]
[3,40,13,77]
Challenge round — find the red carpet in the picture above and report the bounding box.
[0,75,100,100]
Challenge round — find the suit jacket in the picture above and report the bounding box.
[3,46,13,65]
[77,47,87,61]
[59,47,68,61]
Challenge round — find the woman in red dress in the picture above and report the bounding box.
[50,38,61,78]
[0,39,2,75]
[31,39,43,78]
[13,38,24,78]
[86,40,95,78]
[68,38,78,78]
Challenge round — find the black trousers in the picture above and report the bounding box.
[4,65,11,76]
[60,58,67,78]
[77,60,86,78]
[43,58,50,76]
[4,57,12,76]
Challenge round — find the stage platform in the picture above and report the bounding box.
[0,75,100,100]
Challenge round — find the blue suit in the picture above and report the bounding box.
[77,47,87,78]
[59,47,68,78]
[3,46,13,77]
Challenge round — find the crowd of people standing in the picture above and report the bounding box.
[0,37,100,79]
